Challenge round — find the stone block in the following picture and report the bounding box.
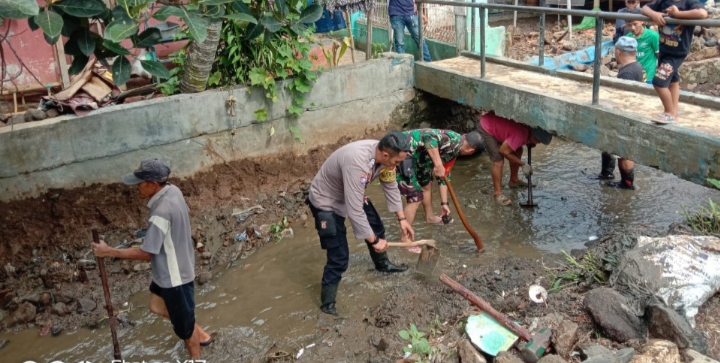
[584,288,645,343]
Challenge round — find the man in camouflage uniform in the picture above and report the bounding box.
[397,129,484,249]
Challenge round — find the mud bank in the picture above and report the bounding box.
[0,132,389,335]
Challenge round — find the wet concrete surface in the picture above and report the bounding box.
[2,138,719,362]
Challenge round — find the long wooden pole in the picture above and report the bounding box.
[92,229,122,359]
[440,274,532,341]
[440,176,484,251]
[365,7,374,60]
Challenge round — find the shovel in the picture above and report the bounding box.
[519,146,538,208]
[386,239,441,275]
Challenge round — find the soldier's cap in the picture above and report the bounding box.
[531,128,553,145]
[616,36,638,53]
[381,131,411,152]
[121,158,171,185]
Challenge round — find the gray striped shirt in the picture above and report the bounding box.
[141,185,195,288]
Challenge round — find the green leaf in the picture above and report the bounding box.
[231,1,251,14]
[60,13,80,37]
[152,5,183,21]
[260,15,281,32]
[74,29,98,56]
[223,13,257,23]
[287,105,303,116]
[0,0,40,19]
[292,78,311,93]
[181,9,208,42]
[199,0,235,4]
[298,4,322,24]
[102,40,131,55]
[28,16,39,31]
[708,178,720,190]
[205,5,226,19]
[112,5,132,22]
[255,108,267,121]
[55,0,106,17]
[275,0,289,16]
[44,33,60,45]
[104,19,139,43]
[117,0,152,7]
[139,60,171,79]
[244,23,264,40]
[112,56,132,86]
[249,68,266,86]
[36,10,64,38]
[289,126,301,134]
[410,324,419,334]
[399,330,410,340]
[64,36,82,56]
[208,71,221,86]
[133,27,161,48]
[68,54,89,76]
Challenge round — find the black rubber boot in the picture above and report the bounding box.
[320,284,339,316]
[606,168,636,190]
[367,244,408,273]
[595,152,616,180]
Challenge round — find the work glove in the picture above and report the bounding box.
[522,163,533,177]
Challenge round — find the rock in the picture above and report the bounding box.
[496,351,524,363]
[0,310,4,323]
[647,305,695,349]
[280,227,294,239]
[24,109,47,121]
[615,348,636,363]
[45,108,60,118]
[687,46,719,62]
[573,64,589,72]
[683,349,719,363]
[579,344,635,363]
[52,302,70,316]
[7,114,25,125]
[584,288,645,343]
[51,326,63,336]
[538,355,567,363]
[609,71,619,78]
[602,54,613,65]
[694,26,703,36]
[76,298,97,313]
[553,319,579,358]
[687,83,698,91]
[39,292,52,307]
[629,340,680,363]
[0,339,8,351]
[2,302,37,327]
[201,252,212,259]
[600,65,610,76]
[691,37,705,52]
[198,271,212,285]
[563,40,577,51]
[458,339,487,363]
[377,337,389,352]
[706,37,718,47]
[609,61,618,70]
[133,262,151,271]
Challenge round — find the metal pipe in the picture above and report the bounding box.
[470,2,476,53]
[418,8,425,62]
[592,17,603,105]
[539,0,545,67]
[480,4,486,78]
[414,0,720,26]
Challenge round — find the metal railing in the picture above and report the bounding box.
[416,0,720,105]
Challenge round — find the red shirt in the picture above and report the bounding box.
[480,113,530,152]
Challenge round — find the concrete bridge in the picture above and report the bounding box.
[415,55,720,187]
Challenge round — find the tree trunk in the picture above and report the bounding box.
[180,20,221,94]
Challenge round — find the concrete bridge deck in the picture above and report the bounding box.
[415,56,720,186]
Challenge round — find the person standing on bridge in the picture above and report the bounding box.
[626,16,660,84]
[389,0,432,62]
[307,132,415,316]
[91,159,212,359]
[477,112,553,206]
[642,0,708,125]
[396,129,485,252]
[596,37,645,189]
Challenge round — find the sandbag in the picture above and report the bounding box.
[609,235,720,327]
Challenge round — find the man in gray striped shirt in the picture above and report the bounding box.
[92,159,211,359]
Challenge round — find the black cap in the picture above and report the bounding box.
[121,159,171,185]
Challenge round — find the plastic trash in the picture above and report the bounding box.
[529,285,548,304]
[610,235,720,327]
[466,313,518,356]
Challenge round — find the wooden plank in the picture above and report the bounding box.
[54,40,71,88]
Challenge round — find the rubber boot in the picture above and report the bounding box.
[366,244,408,273]
[320,284,339,316]
[606,168,636,190]
[595,152,616,180]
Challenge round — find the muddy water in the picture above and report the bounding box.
[3,138,719,362]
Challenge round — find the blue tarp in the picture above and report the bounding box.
[528,40,615,71]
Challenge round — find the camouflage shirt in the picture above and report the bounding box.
[402,129,463,186]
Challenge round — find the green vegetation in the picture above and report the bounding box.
[399,324,431,358]
[546,250,607,293]
[685,198,720,236]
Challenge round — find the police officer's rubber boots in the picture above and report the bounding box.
[320,284,339,316]
[367,244,408,273]
[596,152,616,180]
[606,168,636,190]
